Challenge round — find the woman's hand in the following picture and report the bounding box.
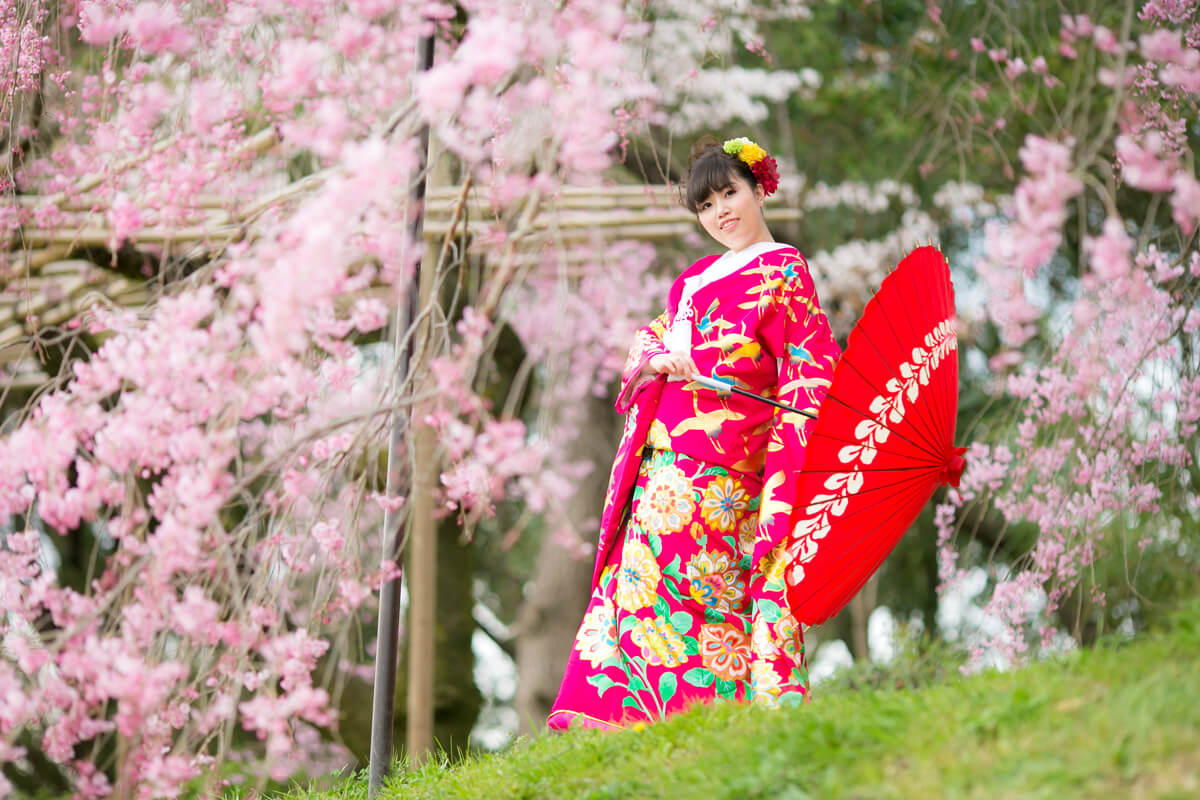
[649,352,698,379]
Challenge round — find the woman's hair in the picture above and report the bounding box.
[681,135,758,214]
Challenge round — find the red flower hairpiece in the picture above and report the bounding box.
[722,137,781,197]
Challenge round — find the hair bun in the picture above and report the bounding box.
[687,135,722,169]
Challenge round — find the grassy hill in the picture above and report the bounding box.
[276,604,1200,799]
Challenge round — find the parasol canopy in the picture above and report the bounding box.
[782,245,966,626]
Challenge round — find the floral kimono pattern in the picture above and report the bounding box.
[549,245,840,729]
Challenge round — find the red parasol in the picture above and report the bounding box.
[781,245,965,626]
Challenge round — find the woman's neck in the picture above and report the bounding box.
[729,236,776,255]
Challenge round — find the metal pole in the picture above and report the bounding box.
[368,31,435,799]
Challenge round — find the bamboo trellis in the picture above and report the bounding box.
[1,184,806,390]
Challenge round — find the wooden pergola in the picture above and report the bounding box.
[1,182,804,388]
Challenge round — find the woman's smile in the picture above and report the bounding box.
[697,175,771,251]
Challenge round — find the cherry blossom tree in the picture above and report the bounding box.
[0,0,667,794]
[921,0,1200,670]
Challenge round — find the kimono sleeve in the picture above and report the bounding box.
[747,257,841,702]
[614,308,671,414]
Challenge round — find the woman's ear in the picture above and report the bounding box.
[755,183,766,205]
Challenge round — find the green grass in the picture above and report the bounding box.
[277,604,1200,799]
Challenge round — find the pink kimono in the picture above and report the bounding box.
[548,243,841,729]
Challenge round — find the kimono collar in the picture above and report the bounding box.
[678,240,790,314]
[663,241,793,359]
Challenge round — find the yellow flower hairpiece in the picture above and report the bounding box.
[723,137,766,166]
[721,136,780,196]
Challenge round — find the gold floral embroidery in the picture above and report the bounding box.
[699,623,751,681]
[736,511,759,557]
[749,658,784,706]
[686,550,748,613]
[700,477,749,531]
[775,613,802,663]
[631,616,688,667]
[616,540,661,611]
[751,612,778,660]
[574,599,618,667]
[647,419,672,450]
[757,544,788,593]
[634,463,693,534]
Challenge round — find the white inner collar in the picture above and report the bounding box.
[662,241,789,359]
[681,240,785,305]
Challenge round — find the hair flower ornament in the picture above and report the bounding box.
[722,136,780,197]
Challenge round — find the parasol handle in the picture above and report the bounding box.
[689,374,817,420]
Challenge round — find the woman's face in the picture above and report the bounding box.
[695,174,770,252]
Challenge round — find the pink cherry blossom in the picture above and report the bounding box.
[1085,217,1133,280]
[1115,133,1177,191]
[78,1,123,45]
[1140,28,1186,61]
[125,2,195,55]
[1172,171,1200,233]
[1092,25,1121,54]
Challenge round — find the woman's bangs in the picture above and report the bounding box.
[685,157,738,213]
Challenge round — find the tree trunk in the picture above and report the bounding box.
[847,574,879,661]
[513,392,617,734]
[428,517,482,757]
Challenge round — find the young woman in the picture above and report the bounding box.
[547,136,841,729]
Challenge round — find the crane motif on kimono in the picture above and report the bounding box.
[696,298,736,337]
[694,331,754,355]
[668,392,746,450]
[736,274,786,313]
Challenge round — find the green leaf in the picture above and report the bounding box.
[653,597,671,619]
[648,534,663,557]
[621,696,642,712]
[586,673,619,698]
[628,675,647,694]
[664,576,684,604]
[619,613,638,637]
[650,450,675,470]
[663,554,684,581]
[705,607,726,625]
[658,672,678,704]
[756,598,783,623]
[699,465,729,478]
[669,610,695,635]
[716,678,738,699]
[683,636,699,656]
[682,667,715,688]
